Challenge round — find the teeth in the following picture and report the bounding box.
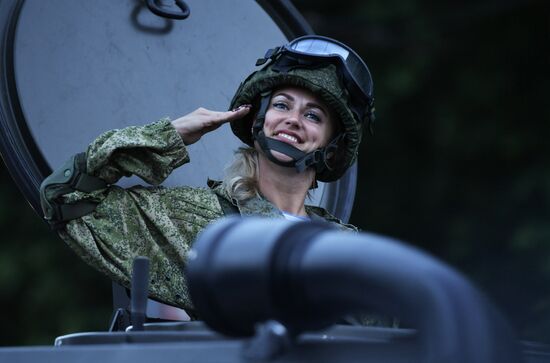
[277,133,298,143]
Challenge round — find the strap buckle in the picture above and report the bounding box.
[40,153,108,229]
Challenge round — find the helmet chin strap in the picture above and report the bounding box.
[251,91,340,174]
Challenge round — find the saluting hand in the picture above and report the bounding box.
[171,105,252,146]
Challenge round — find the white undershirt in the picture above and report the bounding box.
[281,211,310,221]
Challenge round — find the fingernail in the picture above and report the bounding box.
[232,104,251,112]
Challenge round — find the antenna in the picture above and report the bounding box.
[130,256,150,331]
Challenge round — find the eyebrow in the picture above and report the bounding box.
[273,92,328,116]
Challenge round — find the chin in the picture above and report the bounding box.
[270,150,294,163]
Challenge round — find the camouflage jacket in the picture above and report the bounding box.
[51,119,357,313]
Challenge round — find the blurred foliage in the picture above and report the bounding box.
[295,0,549,342]
[0,0,548,346]
[0,165,111,345]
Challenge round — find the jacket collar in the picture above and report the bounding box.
[207,179,355,231]
[208,178,283,218]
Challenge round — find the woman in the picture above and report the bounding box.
[174,86,337,220]
[40,35,375,316]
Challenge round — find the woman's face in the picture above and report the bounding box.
[262,86,335,163]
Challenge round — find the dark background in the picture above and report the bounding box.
[0,0,548,345]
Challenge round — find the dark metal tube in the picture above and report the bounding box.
[186,217,520,363]
[131,257,150,331]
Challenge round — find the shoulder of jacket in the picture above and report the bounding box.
[305,205,359,232]
[130,184,223,212]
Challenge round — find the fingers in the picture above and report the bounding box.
[231,104,252,113]
[212,104,252,124]
[172,104,253,146]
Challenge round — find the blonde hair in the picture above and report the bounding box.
[221,146,315,204]
[221,147,261,203]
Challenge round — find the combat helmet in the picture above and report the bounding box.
[230,35,375,182]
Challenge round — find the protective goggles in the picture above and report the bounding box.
[256,35,375,125]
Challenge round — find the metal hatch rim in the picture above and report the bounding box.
[0,0,50,215]
[0,0,357,223]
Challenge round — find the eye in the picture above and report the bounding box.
[272,102,289,110]
[305,111,321,123]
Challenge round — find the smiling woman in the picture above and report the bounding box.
[250,86,336,216]
[267,87,335,155]
[39,35,375,319]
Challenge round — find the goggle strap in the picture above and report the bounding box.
[255,46,282,66]
[271,54,326,74]
[252,91,272,136]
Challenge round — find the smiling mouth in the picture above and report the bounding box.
[275,132,300,143]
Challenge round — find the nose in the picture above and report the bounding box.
[284,110,301,129]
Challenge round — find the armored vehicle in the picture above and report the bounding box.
[0,0,548,362]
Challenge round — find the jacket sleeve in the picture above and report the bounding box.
[51,119,223,311]
[86,118,188,185]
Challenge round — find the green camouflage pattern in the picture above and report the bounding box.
[229,64,362,182]
[47,120,357,316]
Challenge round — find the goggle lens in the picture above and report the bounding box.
[287,36,373,102]
[289,38,351,60]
